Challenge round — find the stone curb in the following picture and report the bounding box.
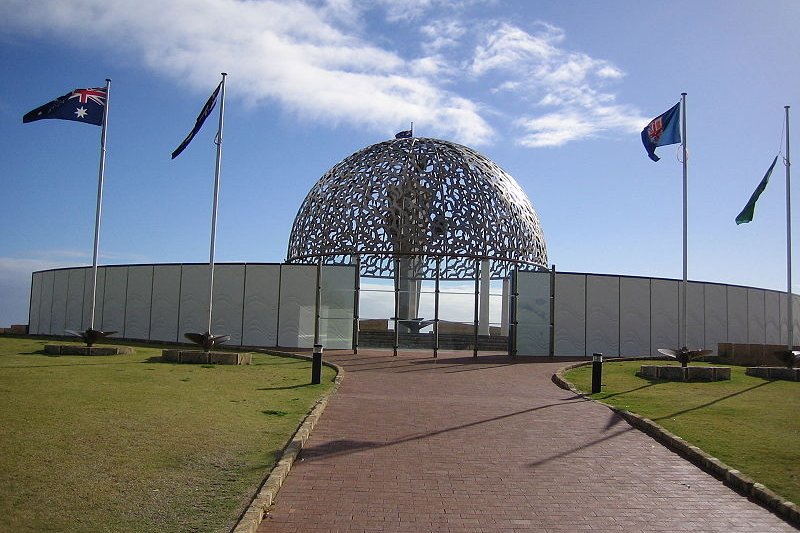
[231,350,344,533]
[552,361,800,528]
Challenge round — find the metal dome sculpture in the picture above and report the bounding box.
[287,137,547,280]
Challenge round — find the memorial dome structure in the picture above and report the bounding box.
[286,137,548,280]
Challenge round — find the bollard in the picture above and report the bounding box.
[311,344,323,384]
[591,352,603,394]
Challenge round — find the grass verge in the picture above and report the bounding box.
[0,336,335,533]
[563,360,799,506]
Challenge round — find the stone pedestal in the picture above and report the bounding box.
[638,365,731,382]
[161,349,251,365]
[44,345,134,356]
[745,367,800,381]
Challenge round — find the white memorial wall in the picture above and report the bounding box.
[29,263,356,349]
[516,271,800,357]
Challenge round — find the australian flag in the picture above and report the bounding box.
[23,87,107,126]
[395,130,413,139]
[641,102,681,162]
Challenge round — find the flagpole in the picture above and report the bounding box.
[681,92,688,348]
[205,73,227,335]
[785,105,793,350]
[89,78,111,331]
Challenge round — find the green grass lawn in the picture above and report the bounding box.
[0,336,336,533]
[564,360,800,505]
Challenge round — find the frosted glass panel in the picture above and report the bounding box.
[65,268,86,331]
[319,265,355,348]
[82,268,106,332]
[320,265,356,320]
[211,264,245,345]
[242,264,280,347]
[704,284,727,355]
[619,277,650,357]
[101,267,128,337]
[650,279,678,356]
[554,274,586,357]
[727,286,748,343]
[686,282,705,349]
[794,295,800,346]
[765,291,781,344]
[29,272,42,335]
[150,265,181,342]
[515,271,551,356]
[747,289,766,344]
[319,318,353,349]
[278,264,317,348]
[178,265,210,339]
[125,266,153,340]
[51,270,69,334]
[38,270,55,334]
[586,275,619,357]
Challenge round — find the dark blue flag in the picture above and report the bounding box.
[171,81,222,159]
[641,102,681,162]
[395,130,412,139]
[23,87,107,126]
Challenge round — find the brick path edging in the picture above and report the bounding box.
[231,350,344,533]
[552,362,800,528]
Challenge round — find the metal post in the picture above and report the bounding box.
[681,92,688,349]
[393,257,399,357]
[550,264,556,358]
[352,254,360,354]
[591,353,603,394]
[314,258,322,347]
[207,72,227,335]
[311,343,323,384]
[508,270,516,357]
[473,258,479,358]
[88,78,111,331]
[786,106,793,350]
[434,257,440,358]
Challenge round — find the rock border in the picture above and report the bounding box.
[231,350,344,533]
[552,361,800,528]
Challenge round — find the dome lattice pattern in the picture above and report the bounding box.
[287,137,547,280]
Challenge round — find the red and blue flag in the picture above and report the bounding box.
[641,102,681,162]
[23,87,107,126]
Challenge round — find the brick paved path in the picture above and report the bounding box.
[259,350,795,532]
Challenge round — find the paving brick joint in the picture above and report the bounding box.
[249,350,796,532]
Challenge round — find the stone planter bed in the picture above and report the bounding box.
[745,367,800,381]
[638,365,731,382]
[161,349,251,365]
[44,345,134,356]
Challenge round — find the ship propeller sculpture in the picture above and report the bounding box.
[657,347,713,368]
[774,349,800,369]
[184,331,231,352]
[65,328,116,347]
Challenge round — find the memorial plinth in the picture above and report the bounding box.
[44,345,134,356]
[638,365,731,382]
[745,367,800,381]
[161,349,251,365]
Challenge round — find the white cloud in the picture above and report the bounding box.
[3,1,645,149]
[420,20,467,50]
[3,0,493,145]
[468,21,644,147]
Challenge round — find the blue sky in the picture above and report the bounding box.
[1,0,799,326]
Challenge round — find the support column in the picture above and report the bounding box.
[500,278,510,336]
[473,258,479,358]
[479,259,491,336]
[352,254,360,354]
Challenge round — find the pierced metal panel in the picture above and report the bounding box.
[287,137,547,280]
